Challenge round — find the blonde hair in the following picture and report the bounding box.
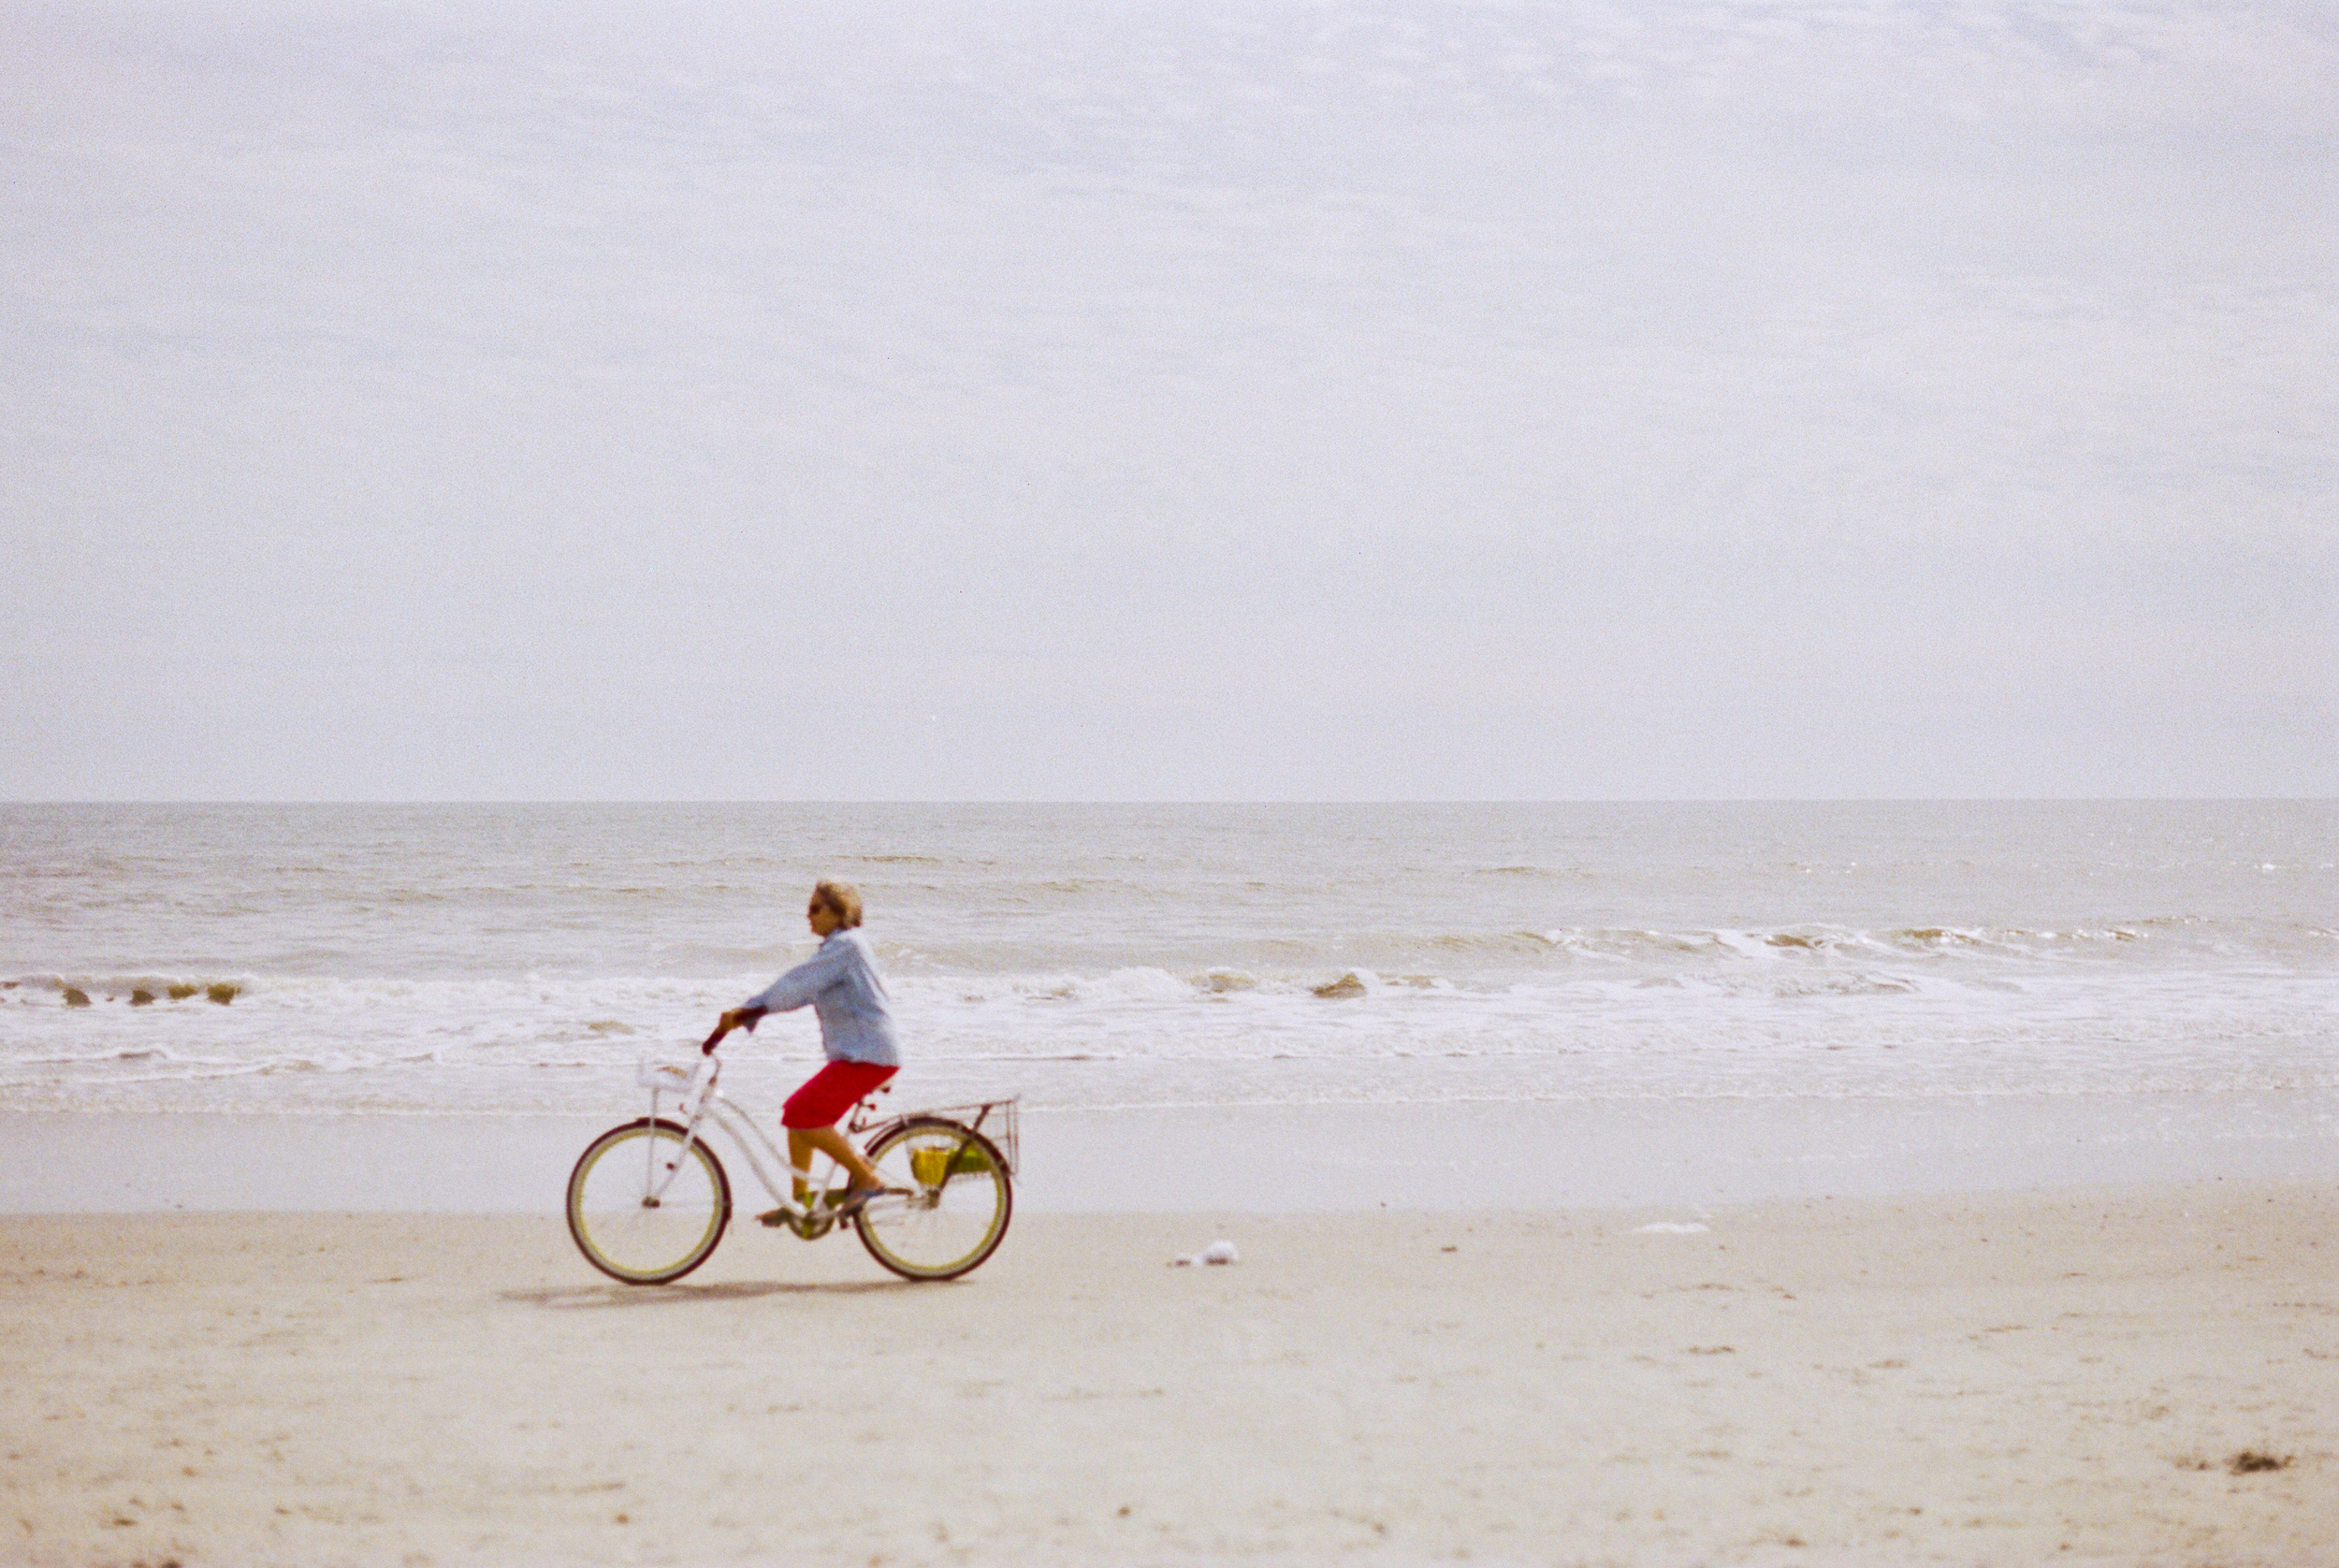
[812,880,864,928]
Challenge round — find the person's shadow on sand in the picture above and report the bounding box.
[503,1279,933,1309]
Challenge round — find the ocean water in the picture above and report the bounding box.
[3,803,2335,1125]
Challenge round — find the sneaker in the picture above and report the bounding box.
[831,1185,884,1219]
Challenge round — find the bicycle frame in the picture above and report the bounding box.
[637,1055,1019,1226]
[570,1054,1019,1284]
[638,1057,808,1212]
[635,1058,1011,1202]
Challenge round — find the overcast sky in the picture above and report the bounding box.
[5,0,2333,800]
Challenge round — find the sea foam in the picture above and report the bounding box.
[5,802,2334,1118]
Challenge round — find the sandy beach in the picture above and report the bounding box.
[5,1182,2334,1567]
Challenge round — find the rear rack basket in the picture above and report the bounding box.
[905,1097,1020,1176]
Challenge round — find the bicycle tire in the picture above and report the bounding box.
[567,1118,733,1285]
[854,1116,1013,1281]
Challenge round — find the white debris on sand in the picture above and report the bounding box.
[1172,1239,1241,1266]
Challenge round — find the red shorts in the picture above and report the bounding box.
[781,1061,897,1129]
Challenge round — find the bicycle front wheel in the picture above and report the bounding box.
[567,1118,732,1285]
[856,1117,1013,1281]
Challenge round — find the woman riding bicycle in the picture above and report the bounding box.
[714,879,897,1218]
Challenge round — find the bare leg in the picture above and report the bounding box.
[787,1124,879,1205]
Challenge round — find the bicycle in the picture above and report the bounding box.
[565,1032,1017,1286]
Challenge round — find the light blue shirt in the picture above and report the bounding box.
[743,929,902,1067]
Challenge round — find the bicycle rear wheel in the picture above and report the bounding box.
[567,1118,732,1285]
[855,1117,1013,1281]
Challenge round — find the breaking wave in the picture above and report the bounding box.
[7,799,2336,1116]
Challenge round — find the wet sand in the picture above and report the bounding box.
[8,1088,2336,1215]
[4,1183,2335,1566]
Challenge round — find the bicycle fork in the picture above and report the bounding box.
[638,1099,726,1209]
